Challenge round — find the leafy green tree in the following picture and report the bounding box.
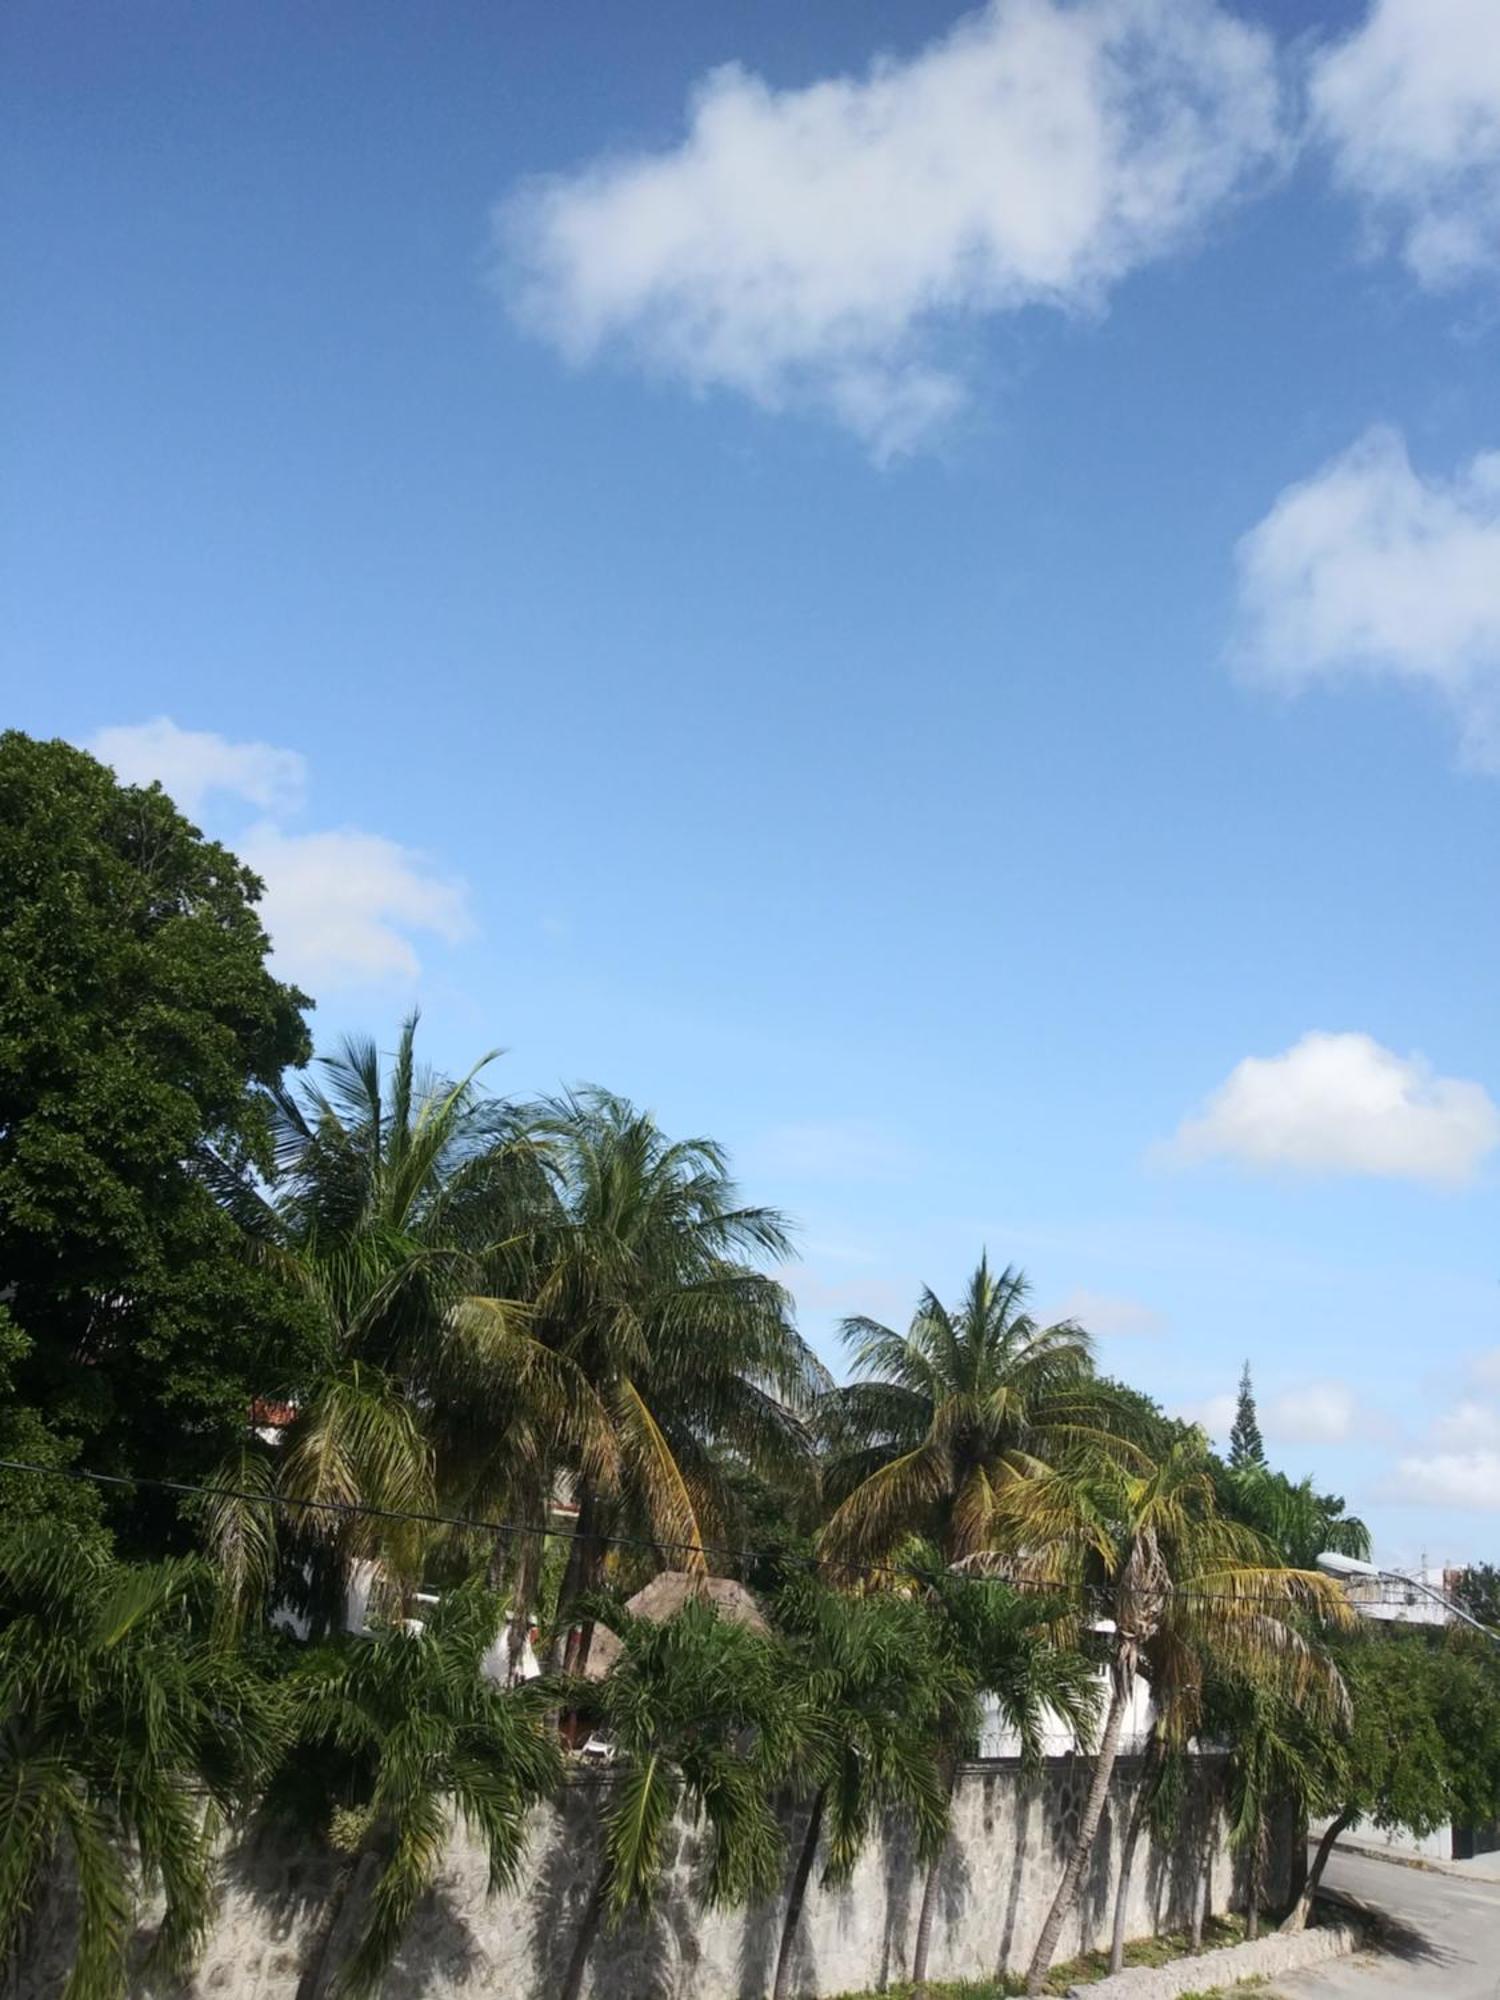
[909,1569,1099,1997]
[262,1578,561,1999]
[1453,1562,1500,1633]
[555,1594,791,2000]
[0,1520,275,2000]
[1286,1628,1500,1928]
[1228,1362,1266,1472]
[0,732,312,1545]
[518,1089,825,1671]
[818,1256,1108,1570]
[0,1306,104,1540]
[987,1441,1350,1994]
[766,1579,950,2000]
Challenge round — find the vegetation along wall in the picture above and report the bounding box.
[19,1756,1282,2000]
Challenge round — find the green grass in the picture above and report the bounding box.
[829,1915,1251,1998]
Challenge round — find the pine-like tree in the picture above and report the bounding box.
[1228,1360,1266,1470]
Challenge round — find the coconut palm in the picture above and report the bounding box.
[909,1566,1099,1997]
[766,1579,951,2000]
[267,1577,562,2000]
[818,1256,1109,1572]
[519,1089,826,1669]
[200,1018,607,1634]
[556,1593,792,2000]
[0,1521,274,2000]
[975,1441,1352,1996]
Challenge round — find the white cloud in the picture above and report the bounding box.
[1310,0,1500,288]
[498,0,1285,455]
[88,717,307,816]
[1176,1392,1237,1441]
[1431,1399,1500,1448]
[1266,1379,1360,1446]
[1165,1030,1500,1185]
[1391,1449,1500,1511]
[1051,1288,1167,1339]
[1471,1349,1500,1390]
[84,718,473,991]
[1235,428,1500,768]
[239,825,472,990]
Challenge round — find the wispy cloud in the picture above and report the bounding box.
[1265,1379,1367,1446]
[497,0,1285,455]
[749,1120,918,1183]
[1390,1449,1500,1511]
[86,718,472,992]
[1050,1288,1167,1340]
[1176,1392,1237,1442]
[1162,1031,1499,1186]
[88,717,307,817]
[1235,427,1500,768]
[782,1263,913,1327]
[1310,0,1500,289]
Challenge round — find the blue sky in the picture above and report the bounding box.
[4,0,1499,1560]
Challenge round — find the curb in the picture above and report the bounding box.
[1064,1916,1363,1999]
[1326,1833,1500,1883]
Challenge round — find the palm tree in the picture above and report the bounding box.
[766,1579,950,2000]
[0,1521,274,2000]
[1216,1672,1324,1943]
[556,1593,791,2000]
[909,1567,1099,1997]
[519,1089,826,1670]
[978,1441,1352,1996]
[201,1018,606,1634]
[266,1577,562,2000]
[818,1257,1109,1572]
[1224,1465,1371,1572]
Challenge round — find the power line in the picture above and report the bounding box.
[0,1457,1369,1615]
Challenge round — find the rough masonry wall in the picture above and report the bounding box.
[21,1755,1283,2000]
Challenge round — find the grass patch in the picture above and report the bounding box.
[829,1915,1251,1998]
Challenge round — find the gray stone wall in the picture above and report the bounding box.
[20,1754,1285,1999]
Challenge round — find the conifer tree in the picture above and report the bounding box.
[1228,1360,1266,1470]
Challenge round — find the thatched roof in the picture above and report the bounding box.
[580,1570,768,1679]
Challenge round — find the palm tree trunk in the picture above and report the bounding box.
[773,1789,826,2000]
[911,1758,959,1997]
[560,1865,609,2000]
[1107,1735,1163,1974]
[1189,1831,1209,1949]
[295,1844,379,2000]
[558,1485,600,1675]
[1286,1800,1309,1911]
[1246,1817,1264,1941]
[1024,1673,1130,1997]
[1281,1807,1352,1933]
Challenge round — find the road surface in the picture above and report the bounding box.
[1263,1847,1500,1998]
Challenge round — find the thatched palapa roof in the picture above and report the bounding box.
[581,1570,768,1679]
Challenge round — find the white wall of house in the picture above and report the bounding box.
[978,1665,1154,1757]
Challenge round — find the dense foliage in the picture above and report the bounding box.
[2,735,1497,1999]
[0,732,313,1547]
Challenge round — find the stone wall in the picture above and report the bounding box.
[21,1754,1285,2000]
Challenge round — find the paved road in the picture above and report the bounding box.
[1263,1848,1500,1999]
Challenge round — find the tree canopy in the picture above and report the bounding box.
[0,733,313,1548]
